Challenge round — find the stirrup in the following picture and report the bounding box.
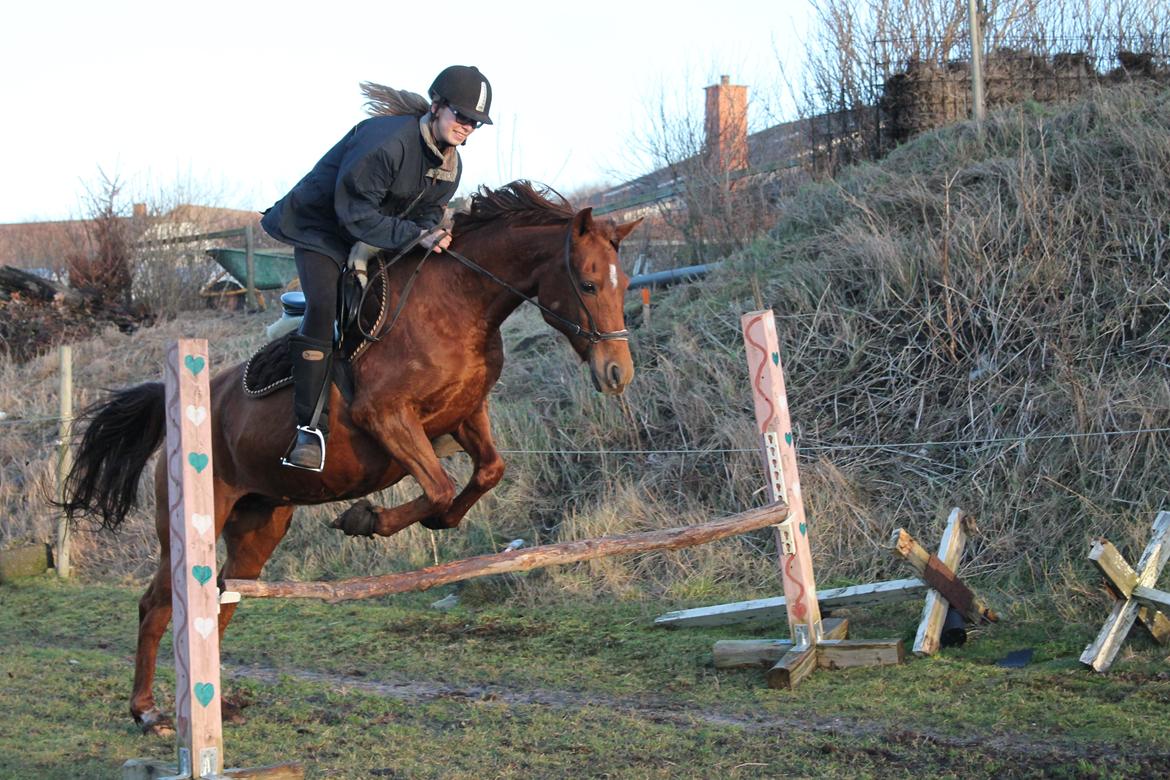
[281,425,326,472]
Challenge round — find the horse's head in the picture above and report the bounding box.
[536,208,641,395]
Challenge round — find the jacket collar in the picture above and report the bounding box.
[419,114,459,182]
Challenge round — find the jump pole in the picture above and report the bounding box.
[123,339,301,780]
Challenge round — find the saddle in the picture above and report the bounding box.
[242,258,390,400]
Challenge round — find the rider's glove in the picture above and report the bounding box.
[348,241,379,289]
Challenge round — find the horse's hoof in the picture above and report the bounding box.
[135,708,174,737]
[332,499,377,537]
[222,695,247,725]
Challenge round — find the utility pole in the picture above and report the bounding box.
[968,0,987,128]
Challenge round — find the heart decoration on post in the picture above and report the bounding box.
[194,617,216,639]
[192,565,213,586]
[188,452,209,473]
[185,405,207,426]
[191,513,212,536]
[184,355,205,376]
[194,682,215,707]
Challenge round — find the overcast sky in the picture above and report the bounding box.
[0,0,810,223]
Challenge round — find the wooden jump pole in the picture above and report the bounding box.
[224,503,787,603]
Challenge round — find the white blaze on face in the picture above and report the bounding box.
[609,263,618,290]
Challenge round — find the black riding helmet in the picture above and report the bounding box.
[429,65,493,125]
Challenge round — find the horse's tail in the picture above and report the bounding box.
[60,381,167,531]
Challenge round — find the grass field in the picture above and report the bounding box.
[3,575,1170,779]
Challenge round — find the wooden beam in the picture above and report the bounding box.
[227,503,787,603]
[890,528,998,624]
[914,508,970,655]
[765,644,818,689]
[1081,512,1170,671]
[1132,586,1170,614]
[712,618,849,668]
[817,639,905,670]
[654,578,927,628]
[1090,540,1170,644]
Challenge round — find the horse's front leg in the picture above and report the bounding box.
[334,405,455,537]
[420,401,505,530]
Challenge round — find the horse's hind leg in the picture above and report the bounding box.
[130,464,176,734]
[215,499,295,722]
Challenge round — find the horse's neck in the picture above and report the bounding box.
[455,224,561,332]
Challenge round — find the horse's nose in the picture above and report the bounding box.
[606,361,626,392]
[608,364,627,390]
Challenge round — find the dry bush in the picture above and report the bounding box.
[799,0,1170,165]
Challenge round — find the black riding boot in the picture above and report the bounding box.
[282,334,333,472]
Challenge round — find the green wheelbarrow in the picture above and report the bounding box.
[203,247,298,309]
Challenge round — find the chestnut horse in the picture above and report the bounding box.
[62,181,641,732]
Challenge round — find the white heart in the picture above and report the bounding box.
[191,513,212,536]
[185,405,207,426]
[194,617,215,639]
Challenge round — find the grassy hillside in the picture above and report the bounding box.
[3,84,1168,622]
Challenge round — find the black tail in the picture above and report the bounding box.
[59,381,167,531]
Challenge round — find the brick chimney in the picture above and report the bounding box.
[132,203,148,219]
[703,75,749,172]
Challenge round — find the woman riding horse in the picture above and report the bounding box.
[262,65,493,471]
[63,180,640,733]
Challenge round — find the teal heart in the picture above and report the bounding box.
[771,352,780,366]
[184,355,205,376]
[194,682,215,707]
[192,565,213,585]
[799,522,807,536]
[188,452,209,473]
[784,432,793,446]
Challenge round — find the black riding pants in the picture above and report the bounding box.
[294,249,341,344]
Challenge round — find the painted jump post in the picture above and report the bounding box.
[660,310,998,685]
[122,339,301,780]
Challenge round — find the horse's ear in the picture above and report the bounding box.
[613,217,643,244]
[572,207,595,237]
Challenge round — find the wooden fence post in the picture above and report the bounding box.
[55,345,74,578]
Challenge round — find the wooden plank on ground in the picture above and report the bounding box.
[765,645,818,689]
[914,508,969,656]
[817,639,905,670]
[654,578,927,628]
[712,618,849,668]
[227,503,787,603]
[1081,511,1170,671]
[890,528,997,624]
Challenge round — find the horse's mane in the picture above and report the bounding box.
[453,181,574,234]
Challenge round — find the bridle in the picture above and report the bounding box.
[362,221,630,345]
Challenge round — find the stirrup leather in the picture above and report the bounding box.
[281,425,327,472]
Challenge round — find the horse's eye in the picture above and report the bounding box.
[580,281,597,294]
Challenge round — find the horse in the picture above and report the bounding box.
[61,181,642,733]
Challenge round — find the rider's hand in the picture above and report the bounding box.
[348,241,378,288]
[419,227,452,253]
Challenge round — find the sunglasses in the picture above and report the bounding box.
[446,104,483,129]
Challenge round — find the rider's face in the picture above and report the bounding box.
[432,103,478,148]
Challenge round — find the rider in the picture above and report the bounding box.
[261,65,493,471]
